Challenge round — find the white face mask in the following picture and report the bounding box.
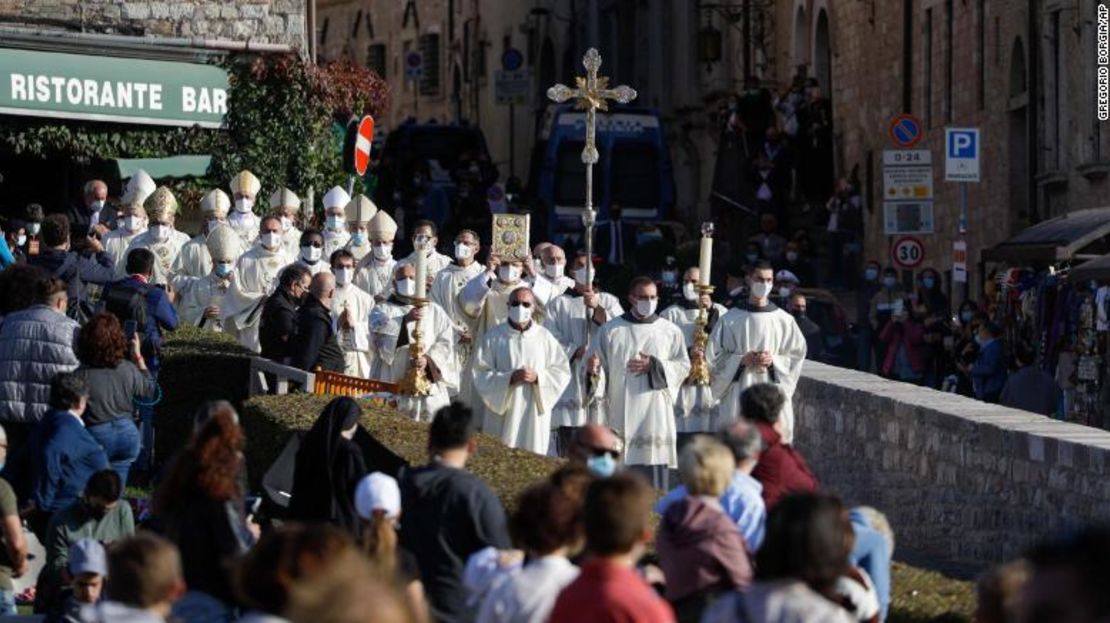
[326,215,344,230]
[373,243,393,261]
[26,222,40,236]
[334,267,353,286]
[750,281,773,299]
[206,219,222,232]
[261,232,282,250]
[455,243,473,260]
[89,199,105,211]
[16,235,26,247]
[234,198,253,213]
[544,262,565,279]
[301,245,322,263]
[123,216,143,233]
[396,278,416,298]
[508,304,532,325]
[779,286,792,299]
[150,224,170,242]
[634,298,657,318]
[683,282,698,301]
[573,267,591,286]
[498,265,521,283]
[280,216,293,232]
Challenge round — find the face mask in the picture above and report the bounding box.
[150,225,170,242]
[16,235,26,247]
[350,232,367,247]
[326,215,344,230]
[882,276,897,289]
[683,282,698,301]
[123,217,142,233]
[261,232,282,250]
[508,304,532,325]
[234,198,253,213]
[89,199,105,212]
[573,267,590,286]
[206,219,222,232]
[544,262,565,279]
[455,243,473,260]
[396,278,416,298]
[661,271,677,284]
[498,265,521,283]
[27,222,41,236]
[334,267,353,285]
[922,277,935,289]
[373,243,393,261]
[745,253,759,263]
[586,453,616,478]
[414,234,431,248]
[301,245,322,263]
[960,311,974,323]
[214,262,233,278]
[750,281,773,299]
[634,298,657,317]
[280,216,293,232]
[786,251,799,262]
[792,308,806,318]
[779,286,792,299]
[864,268,879,281]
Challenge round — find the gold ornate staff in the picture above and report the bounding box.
[688,222,715,386]
[399,239,432,396]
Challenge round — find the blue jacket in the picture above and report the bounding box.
[28,409,109,513]
[100,276,178,369]
[971,338,1007,398]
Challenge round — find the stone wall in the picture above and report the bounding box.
[0,0,305,47]
[794,361,1110,569]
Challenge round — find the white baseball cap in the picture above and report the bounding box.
[354,472,401,521]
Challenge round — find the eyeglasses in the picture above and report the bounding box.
[509,301,533,308]
[585,445,619,459]
[304,241,323,248]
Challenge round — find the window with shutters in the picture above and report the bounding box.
[419,33,441,96]
[366,44,386,79]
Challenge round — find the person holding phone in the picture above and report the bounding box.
[878,299,925,384]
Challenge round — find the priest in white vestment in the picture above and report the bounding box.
[368,264,458,422]
[587,277,690,487]
[545,252,623,455]
[224,216,294,353]
[708,261,807,443]
[102,169,156,268]
[343,194,377,263]
[660,267,730,444]
[119,187,191,286]
[286,229,331,279]
[472,287,572,455]
[430,229,485,395]
[177,224,238,339]
[397,220,452,277]
[270,187,304,258]
[356,210,398,302]
[458,255,528,411]
[173,189,240,284]
[529,244,575,324]
[330,248,375,378]
[321,186,351,258]
[227,170,262,247]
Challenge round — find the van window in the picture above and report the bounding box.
[611,143,659,208]
[554,141,602,205]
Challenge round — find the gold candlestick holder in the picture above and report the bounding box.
[686,284,715,386]
[398,298,433,397]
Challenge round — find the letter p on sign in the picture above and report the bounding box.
[944,128,980,182]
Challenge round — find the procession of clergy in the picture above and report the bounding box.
[113,167,807,486]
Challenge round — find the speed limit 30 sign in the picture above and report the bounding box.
[892,236,925,269]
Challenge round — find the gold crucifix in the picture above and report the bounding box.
[547,48,637,166]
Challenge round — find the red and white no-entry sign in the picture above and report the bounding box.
[353,115,375,176]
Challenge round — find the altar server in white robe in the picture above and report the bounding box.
[120,187,191,286]
[102,170,155,268]
[173,189,239,283]
[356,210,398,302]
[227,170,262,247]
[398,220,452,277]
[321,186,352,257]
[587,277,690,487]
[270,187,304,258]
[330,248,375,378]
[472,287,572,454]
[660,266,729,443]
[529,244,575,324]
[177,224,238,337]
[431,229,485,393]
[546,252,623,455]
[458,255,529,413]
[288,229,331,279]
[369,264,458,422]
[224,216,293,353]
[708,261,807,443]
[343,195,377,263]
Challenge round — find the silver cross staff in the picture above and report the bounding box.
[547,47,636,413]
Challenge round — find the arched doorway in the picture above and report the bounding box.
[1008,37,1030,229]
[793,5,809,73]
[813,9,832,96]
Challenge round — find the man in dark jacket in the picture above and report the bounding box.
[59,180,112,240]
[289,272,344,373]
[740,383,817,510]
[261,263,312,364]
[28,214,115,319]
[400,403,510,623]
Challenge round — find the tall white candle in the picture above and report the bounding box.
[414,240,427,299]
[698,235,713,286]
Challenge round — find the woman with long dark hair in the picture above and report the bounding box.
[288,397,368,535]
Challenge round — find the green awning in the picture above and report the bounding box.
[116,155,211,180]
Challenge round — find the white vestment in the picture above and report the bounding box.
[227,212,259,247]
[224,245,293,353]
[280,225,303,258]
[545,291,623,429]
[660,302,729,433]
[355,256,397,302]
[119,229,192,286]
[346,241,372,263]
[172,235,212,283]
[472,321,571,454]
[101,228,145,268]
[331,283,375,378]
[529,274,575,324]
[708,303,807,443]
[431,261,486,394]
[398,249,453,278]
[458,273,527,412]
[177,273,236,340]
[323,229,350,258]
[589,315,690,468]
[369,299,458,422]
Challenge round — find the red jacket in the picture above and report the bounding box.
[549,558,676,623]
[751,421,818,509]
[878,318,925,377]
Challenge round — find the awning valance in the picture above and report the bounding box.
[980,208,1110,262]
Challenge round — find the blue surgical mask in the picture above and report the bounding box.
[882,276,897,289]
[922,277,935,289]
[586,453,616,478]
[960,311,974,323]
[214,262,233,278]
[326,215,343,230]
[864,268,879,281]
[350,231,367,246]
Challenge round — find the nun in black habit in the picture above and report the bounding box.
[288,397,370,535]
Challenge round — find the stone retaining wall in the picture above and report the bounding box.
[794,361,1110,569]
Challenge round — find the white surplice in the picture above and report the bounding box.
[589,314,690,468]
[280,225,303,258]
[660,301,729,433]
[398,249,453,278]
[119,229,192,286]
[529,274,575,324]
[224,244,293,353]
[545,291,623,429]
[332,283,376,379]
[471,321,572,454]
[707,302,808,443]
[227,212,259,247]
[369,299,458,422]
[431,261,486,394]
[346,241,372,263]
[177,273,235,340]
[458,273,527,412]
[355,256,397,302]
[101,227,145,269]
[323,228,350,258]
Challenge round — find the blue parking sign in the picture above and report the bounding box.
[945,128,980,182]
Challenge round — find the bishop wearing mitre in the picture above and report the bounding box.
[471,287,571,455]
[271,187,304,258]
[177,224,239,338]
[356,210,398,302]
[120,187,191,286]
[227,170,262,247]
[102,170,155,268]
[344,194,377,263]
[174,189,241,282]
[322,186,352,257]
[224,216,294,353]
